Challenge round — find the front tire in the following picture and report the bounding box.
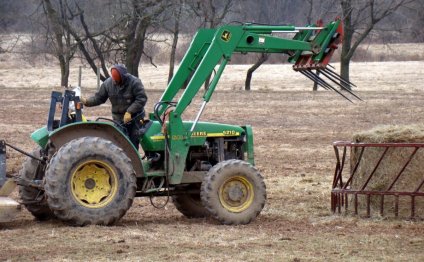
[44,137,136,226]
[201,160,266,225]
[18,147,54,221]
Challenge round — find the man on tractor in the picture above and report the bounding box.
[81,64,148,150]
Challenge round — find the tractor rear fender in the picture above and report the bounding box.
[47,122,144,177]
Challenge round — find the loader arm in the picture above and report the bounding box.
[158,24,315,116]
[155,18,356,184]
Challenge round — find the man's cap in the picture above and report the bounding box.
[111,68,121,83]
[111,64,128,83]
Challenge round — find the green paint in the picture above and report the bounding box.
[50,121,143,160]
[141,121,245,152]
[152,21,341,184]
[31,126,49,149]
[312,20,341,61]
[242,125,255,165]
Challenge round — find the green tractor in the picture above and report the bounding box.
[0,18,357,225]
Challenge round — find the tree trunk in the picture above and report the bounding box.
[59,56,70,87]
[245,53,269,91]
[340,0,353,89]
[77,9,109,80]
[168,5,181,84]
[340,56,350,87]
[43,0,70,87]
[125,20,148,78]
[124,1,150,78]
[59,56,67,87]
[204,74,212,90]
[313,71,319,91]
[168,30,179,83]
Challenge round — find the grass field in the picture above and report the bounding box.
[0,60,423,261]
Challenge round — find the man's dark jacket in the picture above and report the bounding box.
[85,70,147,121]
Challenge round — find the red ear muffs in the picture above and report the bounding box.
[111,68,121,83]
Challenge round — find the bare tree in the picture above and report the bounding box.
[188,0,234,89]
[398,0,424,42]
[120,0,169,77]
[72,0,169,79]
[243,0,289,91]
[38,0,112,82]
[42,0,78,87]
[166,0,185,83]
[340,0,416,85]
[305,0,336,91]
[4,0,422,88]
[189,0,234,28]
[42,0,168,81]
[245,53,268,91]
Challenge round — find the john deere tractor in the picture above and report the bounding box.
[0,18,357,225]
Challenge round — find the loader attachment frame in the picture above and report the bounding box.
[154,18,358,184]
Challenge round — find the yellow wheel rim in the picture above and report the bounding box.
[219,176,254,213]
[70,160,118,209]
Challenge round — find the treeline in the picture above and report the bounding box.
[0,0,423,87]
[2,0,423,41]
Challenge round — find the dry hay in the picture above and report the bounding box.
[349,124,424,218]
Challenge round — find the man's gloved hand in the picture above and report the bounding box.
[124,112,132,124]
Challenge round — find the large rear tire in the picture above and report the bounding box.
[172,183,210,218]
[44,137,136,226]
[18,147,54,221]
[201,160,266,225]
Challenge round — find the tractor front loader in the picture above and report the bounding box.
[0,18,358,225]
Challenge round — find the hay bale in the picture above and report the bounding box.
[350,125,424,218]
[353,124,424,143]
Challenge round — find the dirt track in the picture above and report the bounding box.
[0,63,424,261]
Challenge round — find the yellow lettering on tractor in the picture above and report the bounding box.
[223,130,238,136]
[151,135,165,141]
[192,131,207,137]
[208,130,240,137]
[152,130,240,141]
[172,135,184,141]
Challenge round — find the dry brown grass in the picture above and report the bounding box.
[354,124,424,143]
[354,43,424,62]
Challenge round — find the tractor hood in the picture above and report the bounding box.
[141,121,245,152]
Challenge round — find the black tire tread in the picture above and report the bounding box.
[200,159,266,225]
[18,147,54,221]
[44,137,136,226]
[172,184,210,218]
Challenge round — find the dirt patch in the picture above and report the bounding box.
[0,64,423,261]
